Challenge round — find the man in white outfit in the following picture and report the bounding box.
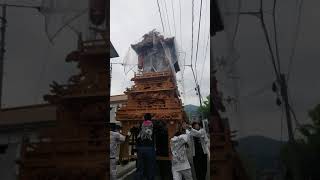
[185,122,209,180]
[170,130,193,180]
[110,125,127,180]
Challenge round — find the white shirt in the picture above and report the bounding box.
[186,128,209,157]
[170,134,191,172]
[110,131,126,158]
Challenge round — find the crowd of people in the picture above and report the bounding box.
[110,113,209,180]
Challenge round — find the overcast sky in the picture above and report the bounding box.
[1,0,79,108]
[110,0,210,107]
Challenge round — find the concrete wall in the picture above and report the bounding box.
[0,104,55,179]
[0,143,19,180]
[110,102,124,124]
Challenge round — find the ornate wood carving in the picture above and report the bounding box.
[116,31,184,161]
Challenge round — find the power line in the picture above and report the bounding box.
[186,64,202,106]
[156,0,165,33]
[287,0,304,82]
[199,33,210,88]
[258,0,280,80]
[188,0,203,106]
[162,0,171,35]
[159,0,168,34]
[241,0,297,143]
[194,0,204,82]
[273,0,281,73]
[179,0,182,49]
[190,0,194,66]
[199,0,210,89]
[239,1,280,79]
[170,0,177,36]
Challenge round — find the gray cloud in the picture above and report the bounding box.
[111,0,210,106]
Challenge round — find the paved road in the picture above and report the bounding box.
[119,159,210,180]
[120,160,172,180]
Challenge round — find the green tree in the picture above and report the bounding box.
[198,95,210,119]
[281,104,320,180]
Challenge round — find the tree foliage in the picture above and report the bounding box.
[281,104,320,180]
[198,95,210,119]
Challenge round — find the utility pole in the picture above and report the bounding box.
[280,73,295,142]
[196,84,202,106]
[240,7,296,143]
[186,64,203,106]
[280,74,302,180]
[0,5,6,109]
[0,3,40,109]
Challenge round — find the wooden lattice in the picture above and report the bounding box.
[116,31,184,161]
[116,70,184,161]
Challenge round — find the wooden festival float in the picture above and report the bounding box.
[116,31,185,161]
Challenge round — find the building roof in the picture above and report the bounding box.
[0,104,56,127]
[110,41,119,58]
[110,94,127,104]
[0,94,126,128]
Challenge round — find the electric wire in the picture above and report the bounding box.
[156,0,165,33]
[159,0,169,34]
[194,0,204,82]
[199,33,210,89]
[190,0,194,66]
[240,1,280,79]
[259,0,280,80]
[179,0,182,49]
[190,65,202,106]
[287,0,304,82]
[160,0,168,34]
[170,0,177,36]
[162,0,172,35]
[198,0,209,88]
[273,0,281,73]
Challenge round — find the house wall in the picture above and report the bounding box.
[110,102,125,124]
[0,104,56,180]
[0,130,42,180]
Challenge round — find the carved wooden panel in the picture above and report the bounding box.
[116,70,183,160]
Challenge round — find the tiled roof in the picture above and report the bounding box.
[0,104,56,126]
[110,94,127,103]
